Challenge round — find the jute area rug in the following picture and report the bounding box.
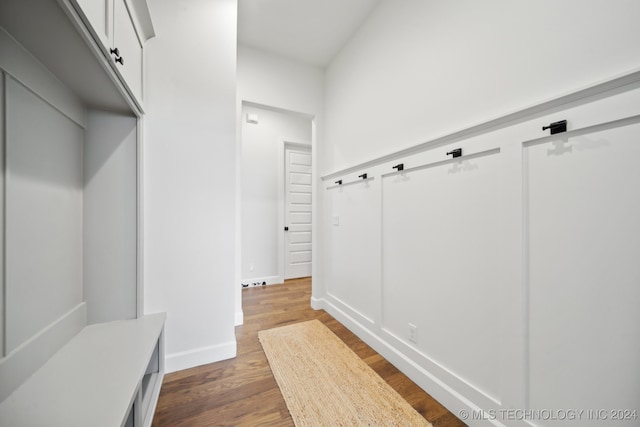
[258,320,433,426]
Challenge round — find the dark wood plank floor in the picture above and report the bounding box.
[152,278,466,426]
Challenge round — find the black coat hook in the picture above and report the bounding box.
[359,173,368,180]
[542,119,567,135]
[392,163,404,171]
[446,148,462,158]
[335,179,342,185]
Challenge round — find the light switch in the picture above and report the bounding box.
[332,216,340,226]
[246,113,259,124]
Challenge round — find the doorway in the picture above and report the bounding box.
[240,104,312,288]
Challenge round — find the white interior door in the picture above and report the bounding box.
[284,146,312,279]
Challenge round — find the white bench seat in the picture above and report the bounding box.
[0,313,165,427]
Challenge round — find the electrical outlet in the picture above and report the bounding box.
[249,263,254,272]
[408,323,417,344]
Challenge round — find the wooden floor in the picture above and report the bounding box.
[152,278,466,427]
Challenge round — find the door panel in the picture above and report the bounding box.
[290,192,311,205]
[285,147,312,279]
[113,0,142,103]
[74,0,111,48]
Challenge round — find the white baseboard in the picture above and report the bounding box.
[164,340,237,373]
[320,296,501,427]
[235,309,244,326]
[310,296,324,310]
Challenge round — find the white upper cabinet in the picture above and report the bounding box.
[71,0,151,109]
[112,0,143,104]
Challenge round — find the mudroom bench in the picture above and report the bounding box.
[0,313,165,427]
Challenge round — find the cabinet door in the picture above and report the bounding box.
[74,0,112,49]
[113,0,143,104]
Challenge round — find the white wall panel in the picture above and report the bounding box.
[318,85,640,425]
[318,0,640,416]
[84,109,137,324]
[326,180,380,324]
[5,78,83,352]
[382,150,505,403]
[526,119,640,425]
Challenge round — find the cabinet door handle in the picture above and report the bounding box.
[110,47,120,57]
[115,56,124,65]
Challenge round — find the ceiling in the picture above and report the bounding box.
[237,0,381,67]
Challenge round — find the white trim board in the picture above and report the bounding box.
[0,27,86,128]
[234,310,244,327]
[164,340,236,374]
[0,71,5,360]
[0,302,86,402]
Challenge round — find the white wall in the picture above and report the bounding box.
[143,0,237,372]
[241,105,311,285]
[324,0,640,172]
[237,45,324,117]
[320,86,640,426]
[317,1,640,425]
[235,45,324,322]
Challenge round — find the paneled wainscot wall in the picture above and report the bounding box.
[315,74,640,427]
